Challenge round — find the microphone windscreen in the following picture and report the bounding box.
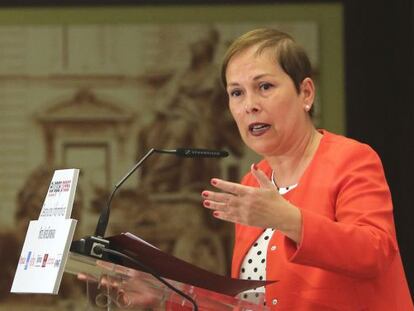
[175,148,229,158]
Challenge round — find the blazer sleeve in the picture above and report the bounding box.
[285,143,398,279]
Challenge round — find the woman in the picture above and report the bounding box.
[202,28,413,310]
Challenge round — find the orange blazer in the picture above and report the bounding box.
[232,130,413,310]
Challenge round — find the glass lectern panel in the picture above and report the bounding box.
[66,252,269,311]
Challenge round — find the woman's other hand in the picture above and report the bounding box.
[78,260,165,309]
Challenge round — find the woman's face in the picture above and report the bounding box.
[225,45,314,156]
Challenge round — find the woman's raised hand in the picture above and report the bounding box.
[202,164,302,243]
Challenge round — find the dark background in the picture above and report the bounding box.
[2,0,413,297]
[344,0,414,297]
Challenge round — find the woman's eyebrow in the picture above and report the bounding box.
[252,73,273,80]
[227,73,273,87]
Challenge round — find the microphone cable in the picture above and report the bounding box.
[97,247,198,311]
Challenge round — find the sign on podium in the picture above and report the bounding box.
[11,169,79,294]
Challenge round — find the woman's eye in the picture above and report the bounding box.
[230,89,242,97]
[259,83,272,91]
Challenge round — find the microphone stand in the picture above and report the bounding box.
[95,148,156,239]
[71,148,157,259]
[70,147,228,258]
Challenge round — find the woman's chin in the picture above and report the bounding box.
[246,141,278,157]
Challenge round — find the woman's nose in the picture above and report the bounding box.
[244,94,260,113]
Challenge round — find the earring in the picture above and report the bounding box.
[305,105,311,111]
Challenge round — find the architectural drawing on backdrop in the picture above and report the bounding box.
[0,23,319,308]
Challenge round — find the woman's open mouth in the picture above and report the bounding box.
[248,123,271,136]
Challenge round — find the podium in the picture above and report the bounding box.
[66,251,269,311]
[11,167,271,310]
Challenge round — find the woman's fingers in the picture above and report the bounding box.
[250,164,275,189]
[201,164,282,226]
[203,199,227,211]
[202,190,234,203]
[202,188,243,213]
[209,178,248,195]
[77,273,97,283]
[209,164,274,195]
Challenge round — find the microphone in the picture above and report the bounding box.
[70,147,228,258]
[157,148,229,158]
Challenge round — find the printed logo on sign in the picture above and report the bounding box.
[47,180,71,197]
[24,251,32,270]
[42,254,49,267]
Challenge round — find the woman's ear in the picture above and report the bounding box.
[300,77,315,110]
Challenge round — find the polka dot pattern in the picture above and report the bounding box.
[238,176,297,305]
[238,228,274,303]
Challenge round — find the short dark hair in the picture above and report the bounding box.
[221,28,313,95]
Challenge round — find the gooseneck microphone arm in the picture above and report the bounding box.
[94,148,157,238]
[94,147,229,238]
